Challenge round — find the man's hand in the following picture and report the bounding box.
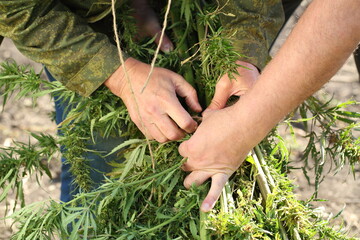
[105,57,202,142]
[178,105,251,212]
[177,61,258,211]
[206,61,259,111]
[131,0,174,53]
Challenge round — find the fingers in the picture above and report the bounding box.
[130,105,186,142]
[178,140,188,158]
[183,170,212,189]
[166,98,198,133]
[172,76,202,112]
[155,31,174,53]
[182,170,230,212]
[205,83,230,111]
[144,20,174,53]
[201,173,229,212]
[146,123,167,143]
[153,114,185,141]
[131,0,174,53]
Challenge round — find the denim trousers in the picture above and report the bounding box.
[45,68,126,202]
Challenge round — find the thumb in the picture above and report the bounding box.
[178,140,188,158]
[206,87,230,111]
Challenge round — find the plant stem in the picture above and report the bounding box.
[200,210,209,240]
[253,148,290,240]
[251,152,271,200]
[254,145,276,189]
[140,200,197,235]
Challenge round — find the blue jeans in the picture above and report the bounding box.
[45,69,126,202]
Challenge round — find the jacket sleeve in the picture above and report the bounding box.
[0,0,127,97]
[218,0,285,71]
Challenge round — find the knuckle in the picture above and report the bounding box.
[156,136,168,143]
[188,87,197,97]
[206,195,218,205]
[144,131,154,140]
[145,104,158,115]
[167,131,184,141]
[180,119,195,131]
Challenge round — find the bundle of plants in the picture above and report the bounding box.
[0,0,359,239]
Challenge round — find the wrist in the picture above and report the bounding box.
[104,57,140,98]
[231,98,271,151]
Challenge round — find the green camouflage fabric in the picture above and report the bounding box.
[0,0,283,97]
[219,0,285,71]
[0,0,127,97]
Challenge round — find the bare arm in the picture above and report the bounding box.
[179,0,360,212]
[236,0,360,141]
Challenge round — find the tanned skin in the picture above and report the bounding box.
[179,0,360,212]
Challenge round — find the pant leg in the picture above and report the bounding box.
[44,68,126,202]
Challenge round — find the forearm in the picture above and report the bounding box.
[233,0,360,148]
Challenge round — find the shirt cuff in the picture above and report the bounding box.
[64,44,128,97]
[231,32,271,72]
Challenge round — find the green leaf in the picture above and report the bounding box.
[335,110,360,118]
[189,219,200,239]
[98,111,117,122]
[122,190,136,223]
[106,139,144,157]
[0,177,15,202]
[120,145,141,181]
[0,168,14,187]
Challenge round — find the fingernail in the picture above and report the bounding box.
[163,43,173,53]
[201,203,211,212]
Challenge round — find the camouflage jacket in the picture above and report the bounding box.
[0,0,284,97]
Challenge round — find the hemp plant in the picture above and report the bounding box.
[0,0,359,239]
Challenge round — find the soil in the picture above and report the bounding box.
[0,1,359,239]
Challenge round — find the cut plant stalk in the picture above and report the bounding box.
[252,149,290,240]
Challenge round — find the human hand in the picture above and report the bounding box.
[105,57,202,142]
[131,0,174,53]
[206,61,259,111]
[178,106,252,212]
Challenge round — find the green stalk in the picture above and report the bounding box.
[194,4,212,106]
[252,149,290,240]
[224,182,235,211]
[170,12,196,88]
[251,152,271,200]
[293,228,302,240]
[221,182,234,240]
[254,145,276,189]
[200,210,209,240]
[279,220,290,240]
